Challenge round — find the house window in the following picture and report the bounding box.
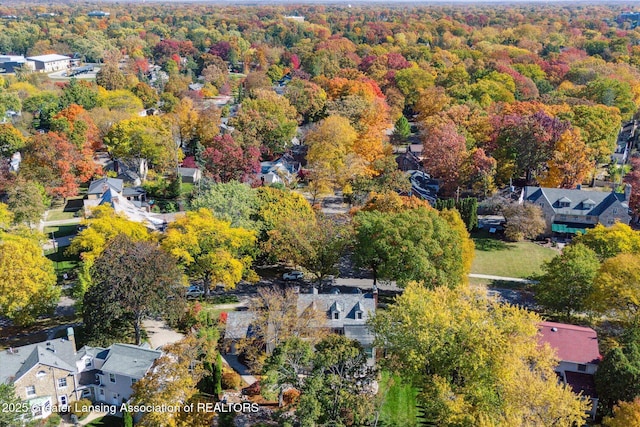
[25,386,36,397]
[131,378,137,386]
[109,373,116,383]
[85,358,92,367]
[57,378,67,388]
[578,364,587,372]
[356,312,363,320]
[99,389,105,396]
[333,312,339,320]
[36,371,46,378]
[608,219,614,225]
[539,203,544,208]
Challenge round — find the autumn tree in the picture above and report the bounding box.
[283,78,327,124]
[572,223,640,259]
[6,178,48,226]
[0,124,25,157]
[131,336,205,427]
[422,122,467,195]
[96,63,126,91]
[265,213,352,285]
[255,186,315,242]
[371,283,589,426]
[590,253,640,324]
[0,233,59,326]
[20,131,99,199]
[83,234,184,345]
[231,89,297,156]
[189,181,259,230]
[262,337,314,407]
[603,398,640,427]
[502,203,546,241]
[105,115,179,181]
[539,128,594,189]
[536,243,600,320]
[200,134,260,183]
[131,82,159,109]
[162,208,258,295]
[569,104,621,163]
[353,206,464,288]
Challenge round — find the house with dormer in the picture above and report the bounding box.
[0,328,161,420]
[224,289,377,365]
[522,185,631,235]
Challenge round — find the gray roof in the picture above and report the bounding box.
[524,186,628,216]
[224,311,257,340]
[178,167,201,178]
[99,344,161,379]
[88,177,123,195]
[0,338,76,384]
[344,324,374,346]
[296,293,376,328]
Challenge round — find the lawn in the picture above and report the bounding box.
[43,224,78,238]
[471,231,558,279]
[46,209,80,221]
[45,246,80,274]
[181,182,195,196]
[377,371,419,427]
[85,415,123,427]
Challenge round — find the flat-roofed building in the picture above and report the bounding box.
[26,54,71,73]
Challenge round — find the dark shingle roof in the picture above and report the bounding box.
[524,186,628,216]
[0,338,76,383]
[99,344,161,379]
[88,177,123,195]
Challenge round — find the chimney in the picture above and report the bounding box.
[625,183,632,202]
[67,327,76,352]
[372,284,378,307]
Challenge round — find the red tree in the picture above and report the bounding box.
[422,123,467,195]
[201,134,260,183]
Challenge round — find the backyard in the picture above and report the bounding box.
[377,371,419,427]
[471,230,558,279]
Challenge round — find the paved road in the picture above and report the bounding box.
[469,273,538,284]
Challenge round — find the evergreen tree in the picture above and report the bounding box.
[392,115,411,144]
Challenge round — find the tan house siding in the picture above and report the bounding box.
[14,365,77,404]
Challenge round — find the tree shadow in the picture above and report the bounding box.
[474,238,509,251]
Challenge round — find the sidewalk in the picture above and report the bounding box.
[59,410,109,426]
[221,354,258,386]
[468,273,538,284]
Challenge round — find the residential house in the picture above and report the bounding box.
[522,185,631,236]
[258,153,301,186]
[538,321,601,419]
[178,167,202,184]
[26,54,71,73]
[0,329,161,420]
[224,288,377,365]
[84,177,167,231]
[612,121,637,165]
[407,170,439,204]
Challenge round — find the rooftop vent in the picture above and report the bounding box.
[551,327,558,332]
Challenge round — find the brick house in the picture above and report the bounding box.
[523,185,631,236]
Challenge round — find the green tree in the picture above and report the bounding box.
[536,243,600,320]
[0,124,25,157]
[595,327,640,415]
[283,78,327,124]
[391,115,411,144]
[371,283,589,426]
[0,384,27,427]
[0,233,59,326]
[189,181,259,230]
[60,78,98,110]
[353,207,464,288]
[6,179,48,226]
[83,234,184,345]
[162,208,258,295]
[262,337,314,407]
[582,78,636,118]
[95,63,126,91]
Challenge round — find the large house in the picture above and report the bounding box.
[225,288,377,365]
[522,185,631,235]
[0,329,161,420]
[538,321,601,419]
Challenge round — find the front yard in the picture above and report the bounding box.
[471,231,558,279]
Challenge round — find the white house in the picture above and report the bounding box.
[26,54,71,73]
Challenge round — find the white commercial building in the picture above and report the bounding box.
[26,54,71,72]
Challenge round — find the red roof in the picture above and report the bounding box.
[538,321,601,364]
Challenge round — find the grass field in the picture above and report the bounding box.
[45,246,80,274]
[46,209,79,221]
[471,231,558,279]
[378,371,419,427]
[43,224,78,237]
[85,415,122,427]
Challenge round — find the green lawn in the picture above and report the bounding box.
[43,224,78,238]
[378,371,419,427]
[46,209,79,221]
[471,233,558,279]
[45,246,80,274]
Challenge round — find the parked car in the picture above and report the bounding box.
[283,270,304,281]
[185,285,204,299]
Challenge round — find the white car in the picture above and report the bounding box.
[283,271,304,281]
[185,285,204,299]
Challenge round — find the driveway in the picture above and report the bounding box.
[222,354,258,386]
[142,319,185,350]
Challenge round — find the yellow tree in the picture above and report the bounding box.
[171,97,199,148]
[371,283,589,426]
[306,115,358,187]
[603,398,640,427]
[162,208,258,294]
[573,223,640,259]
[0,233,59,325]
[67,205,151,297]
[540,128,594,189]
[590,253,640,324]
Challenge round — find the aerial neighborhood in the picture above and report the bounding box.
[2,2,640,427]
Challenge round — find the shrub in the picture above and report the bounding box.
[222,371,242,390]
[45,413,62,427]
[242,380,261,396]
[70,398,92,419]
[283,388,300,407]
